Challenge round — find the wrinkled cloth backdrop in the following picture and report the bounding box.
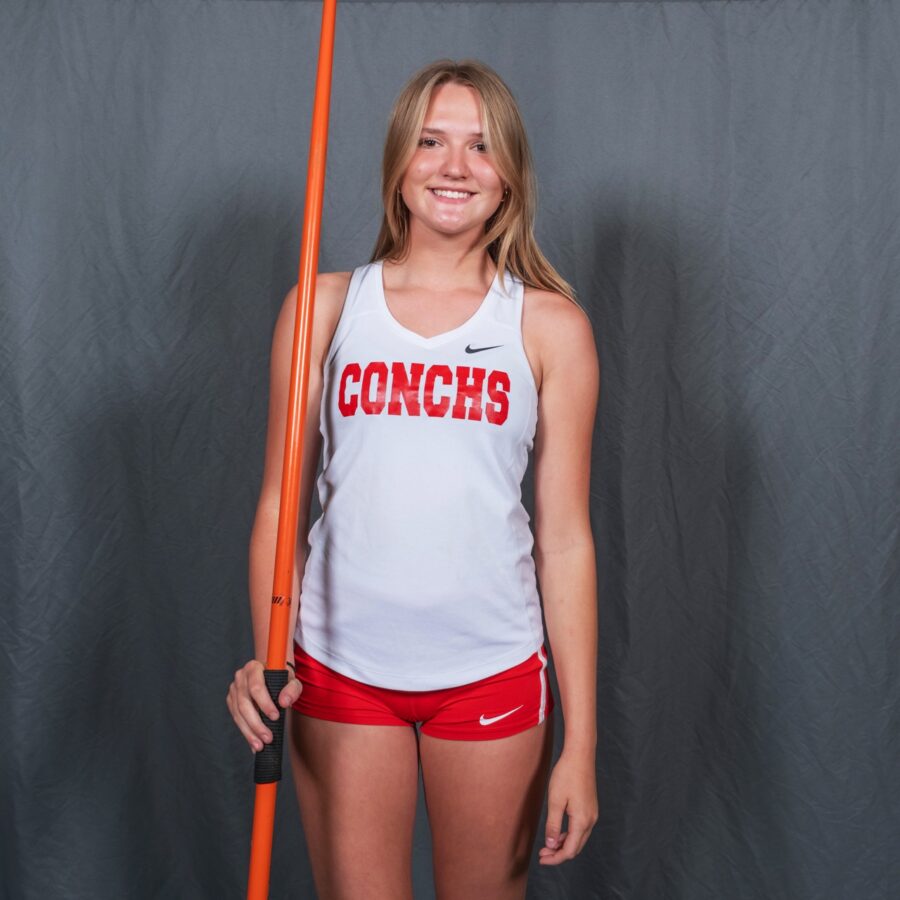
[2,1,898,898]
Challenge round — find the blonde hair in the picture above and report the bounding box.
[370,58,580,307]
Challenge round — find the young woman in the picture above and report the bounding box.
[227,59,600,900]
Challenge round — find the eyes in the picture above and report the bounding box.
[418,137,488,153]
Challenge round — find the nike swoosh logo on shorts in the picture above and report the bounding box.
[465,343,503,353]
[479,705,524,726]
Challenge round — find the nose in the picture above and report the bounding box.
[441,142,470,178]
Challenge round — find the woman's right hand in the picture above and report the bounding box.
[226,659,304,752]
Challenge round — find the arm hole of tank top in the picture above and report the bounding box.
[514,282,540,395]
[321,269,360,371]
[507,280,539,468]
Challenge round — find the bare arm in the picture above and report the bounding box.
[226,273,346,753]
[531,292,601,865]
[248,280,325,664]
[532,297,601,756]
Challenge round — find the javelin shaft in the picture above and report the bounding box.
[246,2,338,897]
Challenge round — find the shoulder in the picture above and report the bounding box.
[275,270,354,370]
[280,270,353,315]
[316,269,354,297]
[522,285,597,390]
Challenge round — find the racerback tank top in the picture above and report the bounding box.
[294,258,544,690]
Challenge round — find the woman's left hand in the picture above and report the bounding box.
[538,747,599,865]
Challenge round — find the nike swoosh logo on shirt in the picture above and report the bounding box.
[479,705,524,726]
[465,343,503,353]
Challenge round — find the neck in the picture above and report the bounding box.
[387,229,496,292]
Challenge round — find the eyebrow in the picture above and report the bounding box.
[421,127,484,138]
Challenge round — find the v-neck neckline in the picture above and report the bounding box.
[376,259,499,347]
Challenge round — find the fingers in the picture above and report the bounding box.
[538,814,598,865]
[225,661,303,753]
[279,672,304,709]
[544,796,565,852]
[537,830,569,865]
[538,810,597,866]
[226,663,272,752]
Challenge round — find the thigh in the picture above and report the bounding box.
[419,714,554,900]
[287,709,419,900]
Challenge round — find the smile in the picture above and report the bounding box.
[430,188,474,201]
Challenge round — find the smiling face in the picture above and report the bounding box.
[399,81,507,243]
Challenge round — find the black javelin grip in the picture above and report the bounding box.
[253,668,290,784]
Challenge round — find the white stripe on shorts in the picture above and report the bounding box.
[537,645,548,724]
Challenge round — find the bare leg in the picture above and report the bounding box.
[287,710,420,900]
[419,713,554,900]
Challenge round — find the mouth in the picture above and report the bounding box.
[429,188,475,203]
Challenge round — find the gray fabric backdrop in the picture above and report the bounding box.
[2,1,898,898]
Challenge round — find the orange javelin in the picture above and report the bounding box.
[245,2,338,898]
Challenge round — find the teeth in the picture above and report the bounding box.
[432,189,471,199]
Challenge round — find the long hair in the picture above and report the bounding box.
[370,59,580,307]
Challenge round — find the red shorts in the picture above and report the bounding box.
[291,641,554,740]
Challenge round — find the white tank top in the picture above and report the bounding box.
[294,258,544,690]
